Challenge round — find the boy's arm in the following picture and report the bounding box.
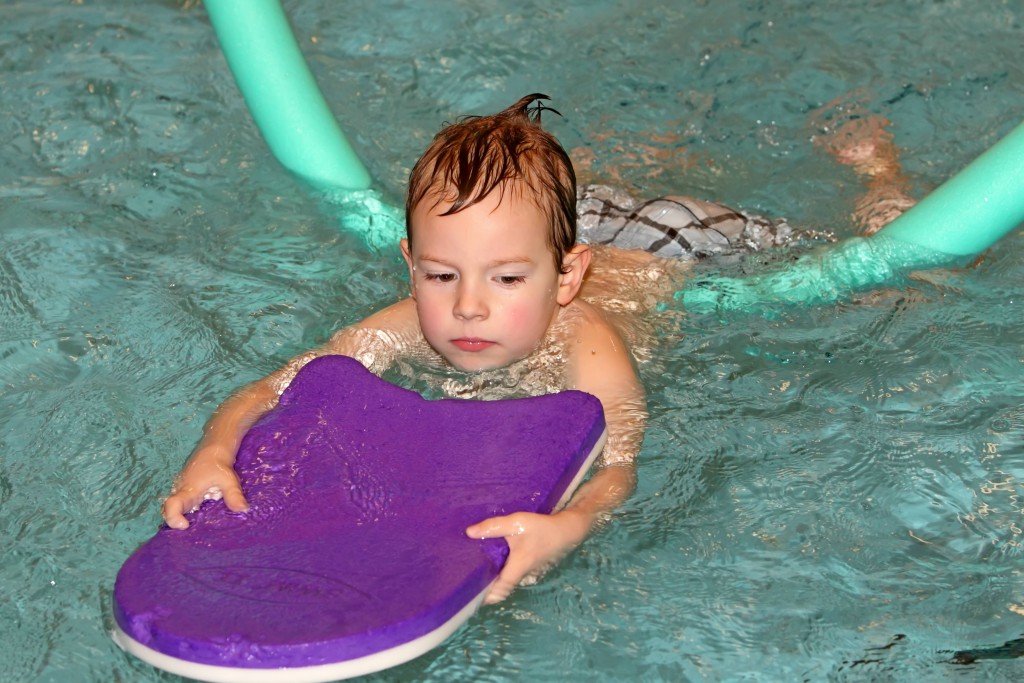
[466,303,646,603]
[160,377,279,529]
[161,298,420,529]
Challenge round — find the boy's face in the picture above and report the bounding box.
[402,188,588,372]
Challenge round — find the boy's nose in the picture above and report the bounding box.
[453,282,488,320]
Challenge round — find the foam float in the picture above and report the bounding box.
[113,355,606,682]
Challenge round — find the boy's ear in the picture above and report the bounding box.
[400,239,416,298]
[556,244,591,305]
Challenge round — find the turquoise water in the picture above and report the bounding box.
[2,0,1023,681]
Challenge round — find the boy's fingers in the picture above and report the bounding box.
[162,482,248,530]
[161,496,191,530]
[468,519,531,605]
[466,514,527,540]
[483,578,514,605]
[222,485,250,513]
[465,517,507,539]
[484,553,533,605]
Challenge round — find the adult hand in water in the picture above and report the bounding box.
[161,446,249,530]
[466,508,592,604]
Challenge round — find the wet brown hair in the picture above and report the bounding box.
[405,93,577,272]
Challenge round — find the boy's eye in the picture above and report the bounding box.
[496,275,526,286]
[424,272,456,283]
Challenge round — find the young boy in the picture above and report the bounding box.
[162,93,910,603]
[163,94,648,605]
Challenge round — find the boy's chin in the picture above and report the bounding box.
[441,352,516,374]
[446,358,509,373]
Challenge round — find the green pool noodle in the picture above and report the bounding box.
[682,121,1024,312]
[205,0,372,190]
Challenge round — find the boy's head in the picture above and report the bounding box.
[400,95,591,372]
[405,93,577,272]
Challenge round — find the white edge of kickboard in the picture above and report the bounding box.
[552,426,608,512]
[110,427,607,682]
[111,587,487,683]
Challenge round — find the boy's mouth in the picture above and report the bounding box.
[451,338,496,352]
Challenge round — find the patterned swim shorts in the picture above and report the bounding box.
[577,184,801,260]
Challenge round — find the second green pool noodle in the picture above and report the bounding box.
[880,121,1024,256]
[682,121,1024,313]
[204,0,372,191]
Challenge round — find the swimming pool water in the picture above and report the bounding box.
[1,0,1022,681]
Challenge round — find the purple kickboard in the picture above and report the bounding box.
[114,354,605,671]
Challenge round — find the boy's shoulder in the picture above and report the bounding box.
[557,299,626,347]
[580,245,686,314]
[321,298,425,369]
[358,297,419,330]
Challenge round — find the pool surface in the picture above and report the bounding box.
[1,1,1023,681]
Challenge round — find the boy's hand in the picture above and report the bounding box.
[160,449,249,530]
[465,509,592,605]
